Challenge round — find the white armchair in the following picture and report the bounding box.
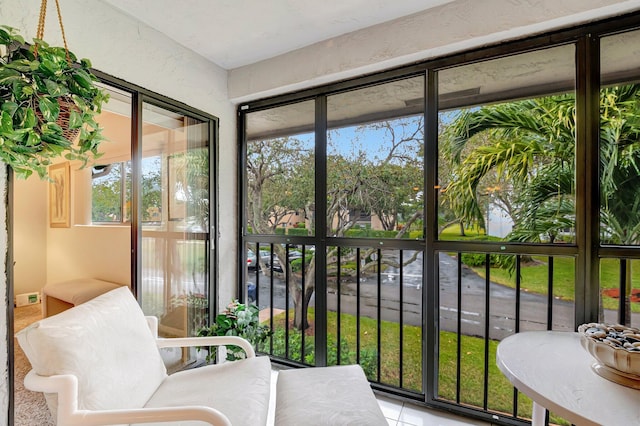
[16,287,272,426]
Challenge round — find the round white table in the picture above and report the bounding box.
[496,331,640,426]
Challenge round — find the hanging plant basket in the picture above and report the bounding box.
[0,23,108,179]
[34,95,81,142]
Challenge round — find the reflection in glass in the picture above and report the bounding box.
[139,103,210,347]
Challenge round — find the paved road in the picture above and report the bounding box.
[250,252,637,340]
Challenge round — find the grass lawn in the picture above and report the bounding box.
[440,225,640,313]
[269,309,570,425]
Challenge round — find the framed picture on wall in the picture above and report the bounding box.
[49,162,71,228]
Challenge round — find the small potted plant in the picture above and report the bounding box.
[0,25,108,179]
[197,300,272,362]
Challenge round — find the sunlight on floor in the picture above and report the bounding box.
[267,369,491,426]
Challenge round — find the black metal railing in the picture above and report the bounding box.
[244,239,640,425]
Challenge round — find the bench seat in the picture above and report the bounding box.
[42,278,123,317]
[275,364,387,425]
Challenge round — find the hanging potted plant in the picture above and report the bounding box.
[0,24,108,179]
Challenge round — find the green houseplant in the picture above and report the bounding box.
[197,300,272,362]
[0,25,108,179]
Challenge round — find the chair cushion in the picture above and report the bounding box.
[144,356,272,425]
[16,286,167,416]
[276,364,387,425]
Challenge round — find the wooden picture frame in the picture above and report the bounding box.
[49,162,71,228]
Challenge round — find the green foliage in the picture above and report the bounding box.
[442,86,640,246]
[0,25,108,179]
[196,300,272,362]
[460,252,499,267]
[285,227,309,236]
[270,327,377,378]
[344,228,401,238]
[408,230,423,239]
[289,254,313,272]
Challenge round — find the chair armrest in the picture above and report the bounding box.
[156,335,256,358]
[24,370,232,426]
[64,406,231,426]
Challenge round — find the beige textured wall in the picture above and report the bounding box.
[228,0,640,102]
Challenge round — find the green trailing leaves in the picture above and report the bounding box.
[0,25,108,179]
[38,96,59,122]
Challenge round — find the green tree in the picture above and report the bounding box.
[442,84,640,323]
[246,116,425,330]
[442,94,576,243]
[443,85,640,245]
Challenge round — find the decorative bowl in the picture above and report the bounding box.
[578,323,640,388]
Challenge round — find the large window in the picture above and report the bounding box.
[240,14,640,426]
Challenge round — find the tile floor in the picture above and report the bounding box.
[267,369,492,426]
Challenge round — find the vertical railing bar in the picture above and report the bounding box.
[547,256,554,330]
[356,247,361,364]
[483,253,490,411]
[268,243,275,353]
[269,244,277,355]
[619,259,627,326]
[337,246,342,365]
[513,255,522,418]
[399,249,404,389]
[301,244,306,364]
[285,242,290,360]
[254,243,260,307]
[377,248,382,383]
[456,251,462,404]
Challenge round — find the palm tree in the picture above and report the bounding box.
[442,85,640,246]
[442,84,640,324]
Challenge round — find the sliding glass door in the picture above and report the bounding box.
[137,100,214,350]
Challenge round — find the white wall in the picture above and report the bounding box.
[12,177,47,297]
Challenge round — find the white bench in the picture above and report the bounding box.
[41,278,123,317]
[276,364,387,425]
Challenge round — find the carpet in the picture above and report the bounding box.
[13,303,55,425]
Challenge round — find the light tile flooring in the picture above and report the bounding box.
[267,369,492,426]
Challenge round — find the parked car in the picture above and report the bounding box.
[247,249,282,272]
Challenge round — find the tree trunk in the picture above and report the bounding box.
[458,221,466,236]
[291,262,316,331]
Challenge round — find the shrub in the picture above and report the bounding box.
[196,300,272,362]
[286,227,309,236]
[269,328,377,378]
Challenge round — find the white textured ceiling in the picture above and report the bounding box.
[101,0,454,69]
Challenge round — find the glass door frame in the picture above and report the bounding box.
[92,71,220,323]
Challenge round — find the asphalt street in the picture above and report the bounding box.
[249,252,635,340]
